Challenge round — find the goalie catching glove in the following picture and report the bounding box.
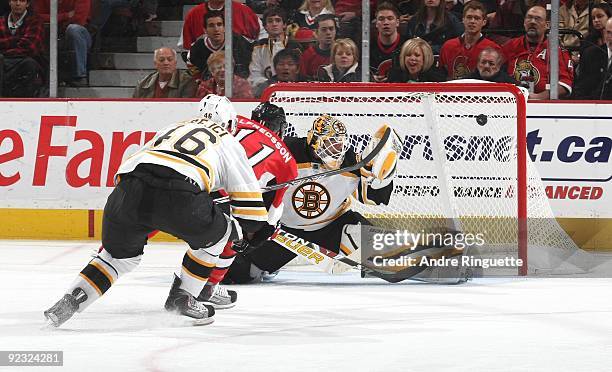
[360,125,402,189]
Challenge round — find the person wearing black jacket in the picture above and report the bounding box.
[387,37,446,82]
[573,18,612,100]
[317,38,361,82]
[405,0,464,55]
[465,47,519,84]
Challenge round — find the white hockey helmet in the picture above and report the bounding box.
[197,94,238,134]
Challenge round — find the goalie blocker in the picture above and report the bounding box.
[225,119,402,283]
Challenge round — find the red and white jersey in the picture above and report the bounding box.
[502,36,574,94]
[439,35,500,80]
[234,115,298,225]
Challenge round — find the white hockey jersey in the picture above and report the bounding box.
[116,117,268,230]
[280,137,393,232]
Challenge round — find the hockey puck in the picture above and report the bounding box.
[476,114,488,126]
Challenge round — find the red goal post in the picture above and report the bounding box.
[261,82,529,275]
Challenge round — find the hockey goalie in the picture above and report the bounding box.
[226,114,406,283]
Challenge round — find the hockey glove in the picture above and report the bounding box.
[246,223,277,248]
[361,125,401,189]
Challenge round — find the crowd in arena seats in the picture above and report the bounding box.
[4,0,612,99]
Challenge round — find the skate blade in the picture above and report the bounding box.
[191,317,215,326]
[202,302,235,310]
[42,312,60,328]
[42,317,60,330]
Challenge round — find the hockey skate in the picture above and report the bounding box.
[164,275,215,325]
[44,287,88,327]
[197,282,237,309]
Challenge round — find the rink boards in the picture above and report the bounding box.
[0,99,610,249]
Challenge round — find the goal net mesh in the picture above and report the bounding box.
[264,83,593,275]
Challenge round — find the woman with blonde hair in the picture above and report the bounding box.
[387,38,445,82]
[196,51,253,98]
[293,0,335,29]
[317,38,361,82]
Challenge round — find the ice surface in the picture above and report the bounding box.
[1,240,611,372]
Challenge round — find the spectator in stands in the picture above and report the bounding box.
[187,10,252,80]
[181,0,264,51]
[387,37,446,82]
[465,47,518,83]
[317,38,360,82]
[300,13,337,80]
[133,47,196,98]
[583,3,611,48]
[439,1,499,80]
[248,0,303,17]
[559,0,593,51]
[254,48,302,98]
[502,6,574,99]
[90,0,158,34]
[0,0,44,97]
[333,0,373,41]
[34,0,92,87]
[405,0,464,55]
[292,0,335,30]
[196,50,253,98]
[487,0,547,44]
[572,18,612,99]
[249,6,300,88]
[289,26,316,52]
[370,2,407,82]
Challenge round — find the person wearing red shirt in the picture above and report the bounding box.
[181,0,264,50]
[0,0,45,96]
[370,2,408,82]
[33,0,92,86]
[502,5,574,99]
[204,105,298,291]
[300,13,336,80]
[439,1,500,80]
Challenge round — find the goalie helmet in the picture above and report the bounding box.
[197,94,238,134]
[306,114,349,169]
[251,102,288,138]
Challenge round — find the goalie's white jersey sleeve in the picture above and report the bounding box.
[116,117,268,230]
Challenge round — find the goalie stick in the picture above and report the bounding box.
[269,227,446,283]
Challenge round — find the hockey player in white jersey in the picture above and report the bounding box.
[43,99,267,327]
[227,114,402,282]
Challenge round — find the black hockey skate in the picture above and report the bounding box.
[197,282,237,309]
[165,275,215,325]
[44,287,88,327]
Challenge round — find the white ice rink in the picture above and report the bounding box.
[1,240,612,372]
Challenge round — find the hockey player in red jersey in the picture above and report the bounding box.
[225,114,403,283]
[197,100,298,306]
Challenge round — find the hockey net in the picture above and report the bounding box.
[262,82,593,276]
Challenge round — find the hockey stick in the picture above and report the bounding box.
[270,227,433,283]
[262,126,392,192]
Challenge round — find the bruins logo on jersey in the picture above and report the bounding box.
[513,59,540,85]
[452,56,470,79]
[292,182,330,219]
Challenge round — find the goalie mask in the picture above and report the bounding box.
[197,94,238,134]
[251,102,288,138]
[307,114,349,169]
